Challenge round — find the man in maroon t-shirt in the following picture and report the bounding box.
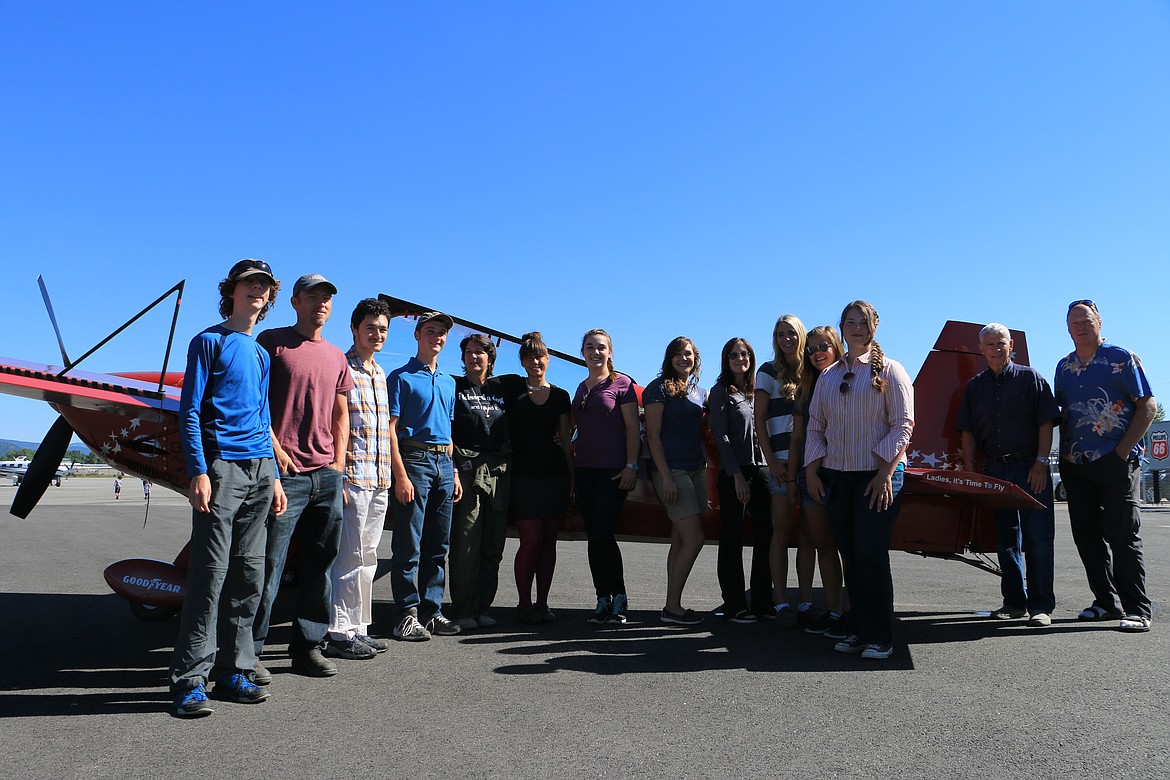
[252,273,355,679]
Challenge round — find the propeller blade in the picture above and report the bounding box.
[11,416,74,519]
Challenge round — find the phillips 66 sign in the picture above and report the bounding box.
[1150,422,1170,465]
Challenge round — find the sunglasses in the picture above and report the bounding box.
[1067,299,1098,312]
[839,371,856,394]
[577,385,593,412]
[728,350,751,360]
[806,341,833,357]
[229,258,274,279]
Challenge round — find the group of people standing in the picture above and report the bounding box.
[165,258,1156,720]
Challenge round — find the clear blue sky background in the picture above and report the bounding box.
[2,3,1167,444]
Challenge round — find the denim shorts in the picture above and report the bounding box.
[763,468,818,509]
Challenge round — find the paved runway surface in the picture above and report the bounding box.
[1,480,1166,779]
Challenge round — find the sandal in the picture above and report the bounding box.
[1119,615,1152,633]
[1077,605,1123,621]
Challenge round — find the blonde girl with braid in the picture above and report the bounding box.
[803,300,914,660]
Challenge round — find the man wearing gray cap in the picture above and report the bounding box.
[252,273,355,677]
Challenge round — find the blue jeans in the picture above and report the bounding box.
[389,448,455,620]
[253,466,344,656]
[983,460,1055,614]
[821,467,904,646]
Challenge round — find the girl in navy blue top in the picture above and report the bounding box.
[644,336,708,625]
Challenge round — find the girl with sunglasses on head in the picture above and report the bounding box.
[644,336,708,625]
[788,325,847,637]
[508,332,574,626]
[708,338,772,623]
[804,301,913,661]
[572,328,641,625]
[755,314,818,626]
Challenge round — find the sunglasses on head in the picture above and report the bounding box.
[229,258,274,279]
[1067,299,1098,312]
[806,341,833,356]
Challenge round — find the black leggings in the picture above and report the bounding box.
[574,467,628,598]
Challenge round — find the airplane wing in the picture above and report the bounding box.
[1,357,186,516]
[378,293,588,387]
[903,468,1044,510]
[0,357,180,417]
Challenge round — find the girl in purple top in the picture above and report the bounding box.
[644,336,708,626]
[572,328,640,624]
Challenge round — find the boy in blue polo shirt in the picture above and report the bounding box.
[386,311,464,640]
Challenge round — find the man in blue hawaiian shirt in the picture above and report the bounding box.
[1055,300,1156,633]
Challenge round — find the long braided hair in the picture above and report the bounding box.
[771,314,807,402]
[839,300,885,393]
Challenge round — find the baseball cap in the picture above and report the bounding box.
[293,273,339,297]
[415,311,455,332]
[228,258,275,283]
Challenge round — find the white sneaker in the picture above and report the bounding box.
[393,612,431,642]
[1027,612,1052,627]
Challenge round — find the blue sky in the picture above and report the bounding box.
[2,3,1168,444]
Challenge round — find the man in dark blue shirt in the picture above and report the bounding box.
[956,323,1059,627]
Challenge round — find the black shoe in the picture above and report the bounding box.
[324,637,377,660]
[725,609,758,624]
[425,614,462,636]
[774,604,798,629]
[660,608,703,626]
[291,647,339,677]
[823,613,848,640]
[354,633,389,653]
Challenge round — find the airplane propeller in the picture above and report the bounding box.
[11,415,75,519]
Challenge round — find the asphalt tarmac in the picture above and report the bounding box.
[0,480,1166,780]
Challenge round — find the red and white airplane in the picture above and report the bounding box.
[1,283,1038,620]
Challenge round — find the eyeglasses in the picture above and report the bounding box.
[806,341,833,356]
[728,350,750,359]
[839,371,855,394]
[229,258,274,279]
[1067,299,1098,312]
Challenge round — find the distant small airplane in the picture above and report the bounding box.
[0,278,1040,621]
[0,455,75,487]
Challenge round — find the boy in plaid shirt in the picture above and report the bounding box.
[325,298,395,659]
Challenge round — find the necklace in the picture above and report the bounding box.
[526,382,548,393]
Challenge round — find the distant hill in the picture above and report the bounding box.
[0,437,93,458]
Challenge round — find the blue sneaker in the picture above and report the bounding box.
[610,594,629,624]
[213,673,270,704]
[173,683,214,718]
[588,596,612,624]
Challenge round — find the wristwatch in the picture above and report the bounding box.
[625,462,639,472]
[1036,456,1050,465]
